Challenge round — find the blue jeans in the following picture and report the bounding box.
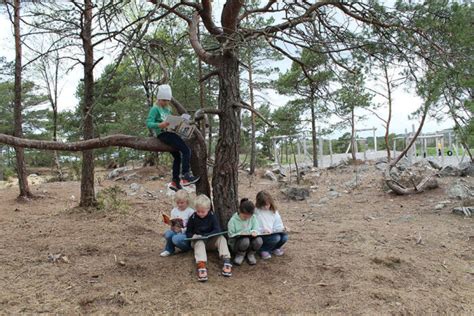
[157,132,191,181]
[164,230,191,253]
[260,232,288,252]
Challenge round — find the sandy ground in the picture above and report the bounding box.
[0,165,473,314]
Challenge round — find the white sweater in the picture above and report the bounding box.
[170,207,195,228]
[255,208,285,234]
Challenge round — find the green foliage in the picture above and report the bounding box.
[97,185,130,214]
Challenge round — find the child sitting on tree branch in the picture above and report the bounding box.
[146,84,199,191]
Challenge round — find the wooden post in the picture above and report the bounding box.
[318,127,323,168]
[441,136,445,165]
[373,127,377,152]
[329,138,333,165]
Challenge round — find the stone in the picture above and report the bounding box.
[427,158,442,170]
[439,165,461,177]
[107,166,128,179]
[328,191,341,198]
[318,197,329,204]
[148,176,160,181]
[328,159,349,170]
[282,187,310,201]
[130,183,141,191]
[459,161,474,177]
[375,162,388,171]
[264,170,278,181]
[447,179,474,200]
[434,204,445,210]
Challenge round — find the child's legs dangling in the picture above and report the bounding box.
[158,132,191,176]
[169,151,181,181]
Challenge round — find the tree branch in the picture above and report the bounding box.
[200,0,223,36]
[189,13,220,66]
[0,133,175,152]
[234,101,274,128]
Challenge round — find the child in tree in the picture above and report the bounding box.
[146,84,199,191]
[186,194,232,282]
[255,190,288,260]
[227,198,262,265]
[160,190,195,257]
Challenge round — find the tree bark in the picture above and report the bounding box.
[212,55,241,226]
[248,54,257,174]
[310,91,318,167]
[80,0,97,207]
[13,0,32,199]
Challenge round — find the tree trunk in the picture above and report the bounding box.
[80,0,97,207]
[310,91,318,167]
[383,64,392,162]
[212,55,240,226]
[248,56,257,175]
[13,0,32,199]
[351,107,357,161]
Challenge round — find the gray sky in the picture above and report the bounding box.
[0,1,453,139]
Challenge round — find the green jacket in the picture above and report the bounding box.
[227,212,259,238]
[146,105,171,136]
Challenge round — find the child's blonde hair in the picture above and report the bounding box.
[174,189,190,204]
[194,194,211,210]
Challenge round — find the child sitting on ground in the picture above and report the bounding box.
[255,190,289,260]
[160,190,195,257]
[228,198,262,266]
[186,194,232,282]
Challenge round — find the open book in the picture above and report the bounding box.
[164,115,195,139]
[229,230,287,238]
[184,231,228,241]
[164,115,185,129]
[162,213,184,228]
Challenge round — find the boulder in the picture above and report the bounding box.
[459,161,474,177]
[427,158,442,170]
[264,170,278,182]
[439,165,462,177]
[130,183,141,191]
[447,179,474,200]
[107,166,128,179]
[282,187,310,201]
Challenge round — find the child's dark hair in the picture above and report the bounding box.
[256,190,277,212]
[239,198,255,214]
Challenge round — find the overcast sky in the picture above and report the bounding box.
[0,1,453,139]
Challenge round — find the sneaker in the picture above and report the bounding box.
[233,253,245,266]
[169,180,183,192]
[160,250,172,257]
[222,262,232,277]
[272,248,285,256]
[196,262,208,282]
[260,251,272,260]
[181,173,200,186]
[247,251,257,265]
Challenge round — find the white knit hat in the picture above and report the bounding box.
[157,84,172,100]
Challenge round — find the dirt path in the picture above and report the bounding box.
[0,166,472,314]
